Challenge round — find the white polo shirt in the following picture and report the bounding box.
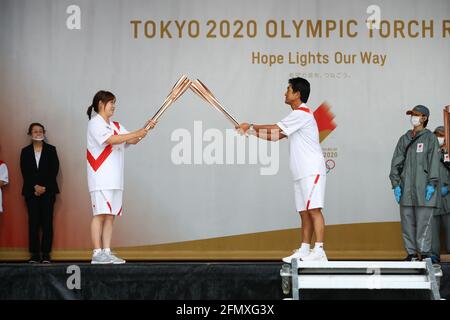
[276,103,326,181]
[87,114,129,192]
[0,161,8,213]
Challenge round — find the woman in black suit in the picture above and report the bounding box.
[20,123,59,263]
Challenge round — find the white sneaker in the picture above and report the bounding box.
[282,249,311,263]
[91,252,114,264]
[300,249,328,262]
[104,251,126,264]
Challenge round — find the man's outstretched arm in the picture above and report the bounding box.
[236,123,287,141]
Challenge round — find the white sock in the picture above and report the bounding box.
[299,243,310,253]
[314,242,324,253]
[93,248,102,256]
[103,248,111,254]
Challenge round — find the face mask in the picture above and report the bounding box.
[32,136,45,141]
[410,116,421,127]
[438,137,445,146]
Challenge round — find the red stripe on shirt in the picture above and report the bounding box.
[87,145,113,172]
[86,123,120,172]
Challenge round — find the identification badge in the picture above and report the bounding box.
[416,143,424,153]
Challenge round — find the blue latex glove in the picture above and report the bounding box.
[442,186,449,197]
[394,186,401,204]
[426,185,435,201]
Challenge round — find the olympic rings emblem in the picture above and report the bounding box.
[326,159,336,173]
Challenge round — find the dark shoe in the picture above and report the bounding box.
[41,254,51,264]
[405,254,419,261]
[419,254,431,262]
[430,255,440,264]
[28,254,40,264]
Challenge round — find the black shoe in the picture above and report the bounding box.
[28,254,40,264]
[41,254,51,264]
[430,255,440,264]
[405,254,419,261]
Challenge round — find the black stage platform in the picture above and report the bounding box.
[0,262,449,300]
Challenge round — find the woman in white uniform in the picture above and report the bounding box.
[86,90,156,264]
[0,157,8,214]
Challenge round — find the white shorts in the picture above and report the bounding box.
[294,174,326,212]
[90,190,123,216]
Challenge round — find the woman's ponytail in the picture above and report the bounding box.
[86,105,94,120]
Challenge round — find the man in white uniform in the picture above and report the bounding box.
[237,77,327,262]
[0,159,8,213]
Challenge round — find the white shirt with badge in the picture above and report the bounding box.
[276,103,326,181]
[0,162,8,213]
[87,114,129,192]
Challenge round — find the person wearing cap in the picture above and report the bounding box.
[389,105,440,261]
[431,126,450,263]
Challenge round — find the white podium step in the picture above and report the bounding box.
[281,259,442,300]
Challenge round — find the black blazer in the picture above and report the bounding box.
[20,142,60,196]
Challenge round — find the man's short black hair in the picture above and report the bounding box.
[288,77,310,103]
